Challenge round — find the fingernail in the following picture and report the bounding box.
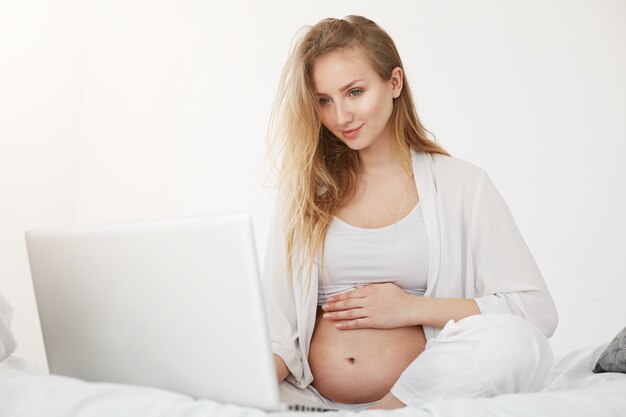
[335,323,344,329]
[323,313,330,318]
[327,297,334,302]
[321,304,328,310]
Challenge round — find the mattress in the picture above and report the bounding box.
[0,343,625,417]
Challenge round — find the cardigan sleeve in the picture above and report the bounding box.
[260,203,303,381]
[470,170,558,338]
[0,292,18,362]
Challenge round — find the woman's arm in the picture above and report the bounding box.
[406,296,480,329]
[321,283,480,330]
[273,354,289,383]
[262,203,306,385]
[322,169,558,336]
[469,171,558,337]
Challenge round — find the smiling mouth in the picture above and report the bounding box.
[341,124,363,138]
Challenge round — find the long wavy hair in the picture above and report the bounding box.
[266,15,450,289]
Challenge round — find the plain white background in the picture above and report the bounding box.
[1,0,625,372]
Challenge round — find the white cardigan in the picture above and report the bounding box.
[261,149,558,388]
[0,293,17,363]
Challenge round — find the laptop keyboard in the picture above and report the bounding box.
[285,404,333,412]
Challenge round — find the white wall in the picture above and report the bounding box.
[0,0,86,371]
[1,0,625,372]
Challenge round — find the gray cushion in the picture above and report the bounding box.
[593,326,626,374]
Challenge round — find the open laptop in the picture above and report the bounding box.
[25,212,330,412]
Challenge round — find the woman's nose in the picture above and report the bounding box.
[334,102,353,126]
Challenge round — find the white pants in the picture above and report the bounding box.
[279,314,554,411]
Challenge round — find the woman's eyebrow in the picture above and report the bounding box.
[315,79,364,96]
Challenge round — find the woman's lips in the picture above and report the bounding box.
[341,124,363,139]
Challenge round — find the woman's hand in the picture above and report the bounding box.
[321,283,418,330]
[273,354,289,383]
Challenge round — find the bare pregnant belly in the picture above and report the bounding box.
[308,307,426,404]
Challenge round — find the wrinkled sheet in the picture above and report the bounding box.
[1,343,625,417]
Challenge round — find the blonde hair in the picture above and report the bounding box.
[266,15,450,288]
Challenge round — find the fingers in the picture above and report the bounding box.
[322,285,371,314]
[322,306,365,321]
[335,318,369,330]
[322,296,365,313]
[326,287,365,304]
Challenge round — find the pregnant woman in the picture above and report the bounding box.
[262,15,558,411]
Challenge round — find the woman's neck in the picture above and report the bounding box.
[357,138,407,180]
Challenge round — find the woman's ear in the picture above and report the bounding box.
[390,67,403,99]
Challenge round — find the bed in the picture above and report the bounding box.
[1,342,625,417]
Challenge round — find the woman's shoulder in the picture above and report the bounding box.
[422,152,494,206]
[430,152,484,177]
[416,151,486,188]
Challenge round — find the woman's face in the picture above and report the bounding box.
[311,47,402,152]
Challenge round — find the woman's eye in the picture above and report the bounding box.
[349,89,362,97]
[319,97,330,106]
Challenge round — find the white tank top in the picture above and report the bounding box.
[317,202,429,305]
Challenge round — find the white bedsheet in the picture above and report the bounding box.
[1,343,625,417]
